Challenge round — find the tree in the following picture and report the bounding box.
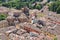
[0,1,2,3]
[48,1,60,14]
[57,6,60,14]
[1,0,43,10]
[39,0,43,2]
[0,14,7,21]
[35,4,42,10]
[29,3,33,9]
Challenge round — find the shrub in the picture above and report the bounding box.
[0,14,7,21]
[35,4,42,10]
[54,37,57,40]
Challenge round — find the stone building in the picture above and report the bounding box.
[0,33,9,40]
[0,6,9,16]
[8,9,22,16]
[0,20,9,28]
[6,16,15,26]
[18,14,28,23]
[21,7,29,16]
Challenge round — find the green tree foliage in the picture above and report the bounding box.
[2,1,17,8]
[48,1,60,14]
[1,0,43,10]
[47,0,59,2]
[34,4,42,10]
[57,6,60,14]
[28,3,33,9]
[0,14,7,21]
[0,1,2,3]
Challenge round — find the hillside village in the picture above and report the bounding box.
[0,0,60,40]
